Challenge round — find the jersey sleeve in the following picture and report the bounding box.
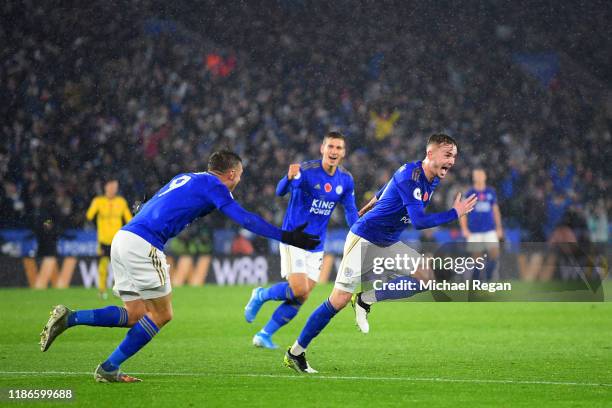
[219,201,283,241]
[406,205,458,230]
[375,182,388,199]
[85,198,98,221]
[342,178,359,227]
[276,173,304,196]
[396,175,458,230]
[395,176,424,208]
[490,188,497,204]
[208,182,236,210]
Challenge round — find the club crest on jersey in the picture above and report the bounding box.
[413,188,422,200]
[324,183,332,193]
[335,185,343,195]
[314,184,321,190]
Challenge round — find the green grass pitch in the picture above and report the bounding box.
[0,284,611,407]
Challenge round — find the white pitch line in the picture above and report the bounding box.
[0,371,610,388]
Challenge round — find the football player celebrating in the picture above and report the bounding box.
[40,151,319,382]
[244,131,358,349]
[284,134,477,373]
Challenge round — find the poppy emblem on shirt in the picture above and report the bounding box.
[324,183,332,193]
[423,191,429,201]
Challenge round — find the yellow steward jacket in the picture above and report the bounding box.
[86,196,133,245]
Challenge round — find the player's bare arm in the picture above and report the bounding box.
[358,196,378,217]
[493,203,504,240]
[459,210,471,238]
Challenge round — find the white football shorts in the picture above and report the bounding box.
[467,230,499,252]
[279,243,324,282]
[334,231,423,293]
[111,230,172,301]
[334,231,369,293]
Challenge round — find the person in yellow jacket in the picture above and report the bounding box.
[370,109,400,141]
[86,179,132,299]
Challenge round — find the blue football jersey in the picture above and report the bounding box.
[465,187,497,233]
[352,161,439,247]
[123,172,234,249]
[279,160,358,252]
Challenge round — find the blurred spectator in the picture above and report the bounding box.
[586,200,609,243]
[545,193,573,237]
[29,207,74,257]
[168,227,212,256]
[231,229,255,256]
[549,161,575,194]
[369,109,400,141]
[1,0,609,244]
[0,182,26,227]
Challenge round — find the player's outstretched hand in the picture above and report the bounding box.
[281,223,320,250]
[453,193,477,218]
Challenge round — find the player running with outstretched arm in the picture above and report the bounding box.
[244,131,358,349]
[39,151,319,383]
[284,134,477,373]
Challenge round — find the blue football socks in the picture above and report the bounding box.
[262,300,301,335]
[375,276,423,301]
[296,299,338,349]
[260,282,295,302]
[101,315,159,372]
[67,306,129,328]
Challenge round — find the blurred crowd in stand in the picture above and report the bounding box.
[1,1,609,248]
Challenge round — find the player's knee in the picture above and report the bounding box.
[159,308,173,325]
[162,310,173,325]
[148,309,173,327]
[289,280,313,303]
[147,307,174,329]
[292,285,311,303]
[124,302,147,326]
[329,289,352,310]
[126,310,146,326]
